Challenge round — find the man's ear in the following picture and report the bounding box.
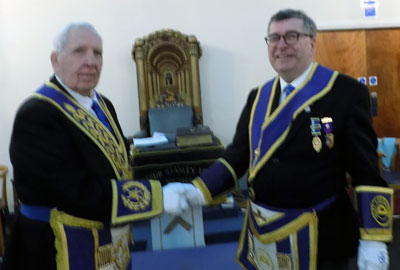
[310,37,317,56]
[50,51,58,69]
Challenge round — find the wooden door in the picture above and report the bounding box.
[315,28,400,137]
[366,29,400,137]
[315,30,367,78]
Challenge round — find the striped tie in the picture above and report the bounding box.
[91,100,112,132]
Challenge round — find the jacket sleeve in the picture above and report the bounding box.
[193,89,257,205]
[343,80,386,187]
[341,78,393,242]
[10,97,161,223]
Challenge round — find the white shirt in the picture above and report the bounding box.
[55,75,98,117]
[279,62,314,104]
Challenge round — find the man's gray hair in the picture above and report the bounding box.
[53,22,102,52]
[268,9,317,37]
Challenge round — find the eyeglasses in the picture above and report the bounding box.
[265,31,313,46]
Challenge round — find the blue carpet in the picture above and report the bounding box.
[131,242,242,270]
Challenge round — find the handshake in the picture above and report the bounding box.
[162,182,206,216]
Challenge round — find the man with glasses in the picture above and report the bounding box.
[163,8,393,270]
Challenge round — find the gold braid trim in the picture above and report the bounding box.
[35,82,132,179]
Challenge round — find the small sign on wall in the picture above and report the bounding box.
[358,77,367,85]
[360,0,379,18]
[369,76,378,86]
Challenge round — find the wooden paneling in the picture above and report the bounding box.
[316,30,367,78]
[366,29,400,137]
[315,28,400,137]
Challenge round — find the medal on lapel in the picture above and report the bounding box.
[310,117,322,153]
[321,117,334,149]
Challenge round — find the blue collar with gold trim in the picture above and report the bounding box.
[34,82,132,179]
[248,63,338,181]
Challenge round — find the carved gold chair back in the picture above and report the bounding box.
[132,29,203,134]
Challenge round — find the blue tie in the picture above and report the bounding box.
[284,84,295,97]
[91,100,112,132]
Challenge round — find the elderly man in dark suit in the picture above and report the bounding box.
[163,9,393,270]
[4,22,167,270]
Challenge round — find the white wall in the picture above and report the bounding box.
[1,0,400,197]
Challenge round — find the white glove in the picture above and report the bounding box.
[184,185,206,207]
[162,183,206,216]
[357,240,389,270]
[162,183,190,216]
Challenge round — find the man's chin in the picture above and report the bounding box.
[75,82,98,96]
[274,61,294,71]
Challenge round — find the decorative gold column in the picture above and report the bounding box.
[182,70,186,92]
[133,39,148,130]
[156,74,160,97]
[152,72,158,99]
[178,71,182,93]
[185,68,190,93]
[184,67,191,106]
[188,35,202,124]
[147,71,155,108]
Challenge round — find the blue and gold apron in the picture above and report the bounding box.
[237,197,336,270]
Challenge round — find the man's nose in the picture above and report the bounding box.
[276,36,287,47]
[83,51,99,65]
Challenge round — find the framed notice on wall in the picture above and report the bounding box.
[360,0,379,18]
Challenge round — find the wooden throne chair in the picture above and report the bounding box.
[132,29,204,138]
[131,29,224,182]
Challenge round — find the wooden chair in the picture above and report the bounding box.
[377,138,399,172]
[377,151,385,176]
[0,165,9,256]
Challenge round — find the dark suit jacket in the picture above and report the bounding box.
[4,77,132,269]
[203,72,387,262]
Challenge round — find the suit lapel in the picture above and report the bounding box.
[278,107,311,148]
[270,82,281,113]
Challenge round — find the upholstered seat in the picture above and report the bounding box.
[148,105,194,138]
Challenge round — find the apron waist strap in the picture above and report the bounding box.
[20,203,52,222]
